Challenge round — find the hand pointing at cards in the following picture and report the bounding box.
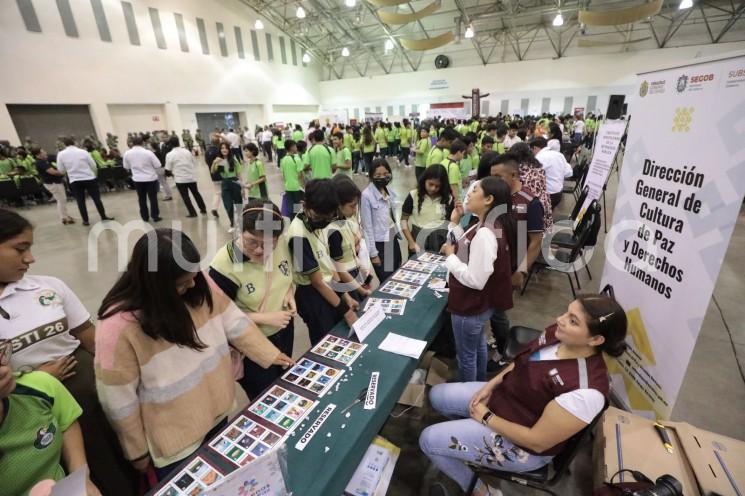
[272,352,294,369]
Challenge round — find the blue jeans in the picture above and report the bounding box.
[451,310,493,382]
[420,383,553,491]
[490,310,510,355]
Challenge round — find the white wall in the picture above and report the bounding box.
[319,42,745,120]
[108,104,167,138]
[0,0,321,145]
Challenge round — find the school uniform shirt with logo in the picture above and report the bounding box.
[327,217,361,273]
[209,239,293,337]
[0,371,82,496]
[0,275,89,371]
[287,214,335,286]
[245,159,266,198]
[426,145,446,167]
[334,147,352,176]
[280,154,304,192]
[308,144,334,179]
[402,189,451,230]
[415,138,431,168]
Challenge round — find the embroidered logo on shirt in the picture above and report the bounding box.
[34,422,57,449]
[37,290,61,307]
[244,283,256,295]
[279,260,290,277]
[549,368,565,386]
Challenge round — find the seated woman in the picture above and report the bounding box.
[95,228,293,481]
[0,361,101,495]
[420,294,627,495]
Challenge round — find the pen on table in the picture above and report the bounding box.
[653,421,673,454]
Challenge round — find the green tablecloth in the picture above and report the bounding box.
[149,264,449,496]
[286,271,448,495]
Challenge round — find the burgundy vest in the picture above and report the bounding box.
[447,220,513,315]
[488,324,610,456]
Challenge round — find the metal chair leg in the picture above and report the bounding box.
[574,269,581,290]
[521,265,536,295]
[581,252,592,281]
[567,272,576,298]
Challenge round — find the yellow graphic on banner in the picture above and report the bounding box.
[606,308,671,418]
[672,107,694,132]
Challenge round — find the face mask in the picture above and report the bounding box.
[308,218,332,230]
[373,176,391,188]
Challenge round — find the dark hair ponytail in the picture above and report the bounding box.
[0,209,32,244]
[576,294,628,357]
[479,177,517,265]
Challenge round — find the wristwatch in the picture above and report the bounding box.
[481,410,494,426]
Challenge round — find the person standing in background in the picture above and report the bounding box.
[415,127,431,181]
[153,133,174,201]
[205,133,223,219]
[32,147,74,225]
[165,136,206,218]
[55,137,113,226]
[124,135,163,223]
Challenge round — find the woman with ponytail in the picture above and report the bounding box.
[420,293,627,494]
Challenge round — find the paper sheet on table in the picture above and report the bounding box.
[378,333,427,359]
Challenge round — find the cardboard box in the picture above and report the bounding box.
[397,351,449,407]
[593,407,700,495]
[594,407,745,496]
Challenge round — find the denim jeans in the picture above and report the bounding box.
[451,310,494,382]
[419,383,553,491]
[489,310,510,355]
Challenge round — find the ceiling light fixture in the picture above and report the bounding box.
[302,52,311,63]
[679,0,693,9]
[341,47,350,57]
[464,23,474,39]
[296,6,306,19]
[552,12,564,26]
[345,0,356,6]
[254,19,264,30]
[384,39,394,51]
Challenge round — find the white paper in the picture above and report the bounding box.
[203,447,288,496]
[378,333,427,359]
[364,372,379,410]
[352,305,386,342]
[345,444,390,496]
[51,465,87,496]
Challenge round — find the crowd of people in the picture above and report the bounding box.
[0,110,626,496]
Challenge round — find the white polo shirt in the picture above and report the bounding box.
[536,147,573,195]
[165,147,197,183]
[0,275,89,371]
[225,132,241,148]
[123,145,162,182]
[55,146,97,183]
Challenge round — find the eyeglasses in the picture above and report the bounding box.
[243,236,279,250]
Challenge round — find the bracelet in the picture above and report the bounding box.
[481,410,494,426]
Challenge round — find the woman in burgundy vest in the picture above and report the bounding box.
[420,295,627,494]
[441,177,516,383]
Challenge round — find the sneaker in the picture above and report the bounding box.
[102,216,115,221]
[152,217,162,222]
[186,213,198,218]
[82,221,90,226]
[211,209,219,218]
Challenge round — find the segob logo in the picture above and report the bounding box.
[639,80,649,97]
[676,75,688,93]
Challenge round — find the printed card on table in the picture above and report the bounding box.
[378,279,422,299]
[207,385,316,467]
[310,334,367,366]
[281,357,344,397]
[155,457,224,496]
[391,269,430,286]
[401,259,439,274]
[363,297,407,316]
[417,252,447,264]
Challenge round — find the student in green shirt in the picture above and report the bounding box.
[208,201,296,398]
[426,127,457,167]
[307,129,335,179]
[0,365,101,496]
[210,142,243,230]
[398,120,411,166]
[292,124,304,142]
[374,122,387,157]
[343,126,354,151]
[415,127,431,180]
[331,132,352,176]
[392,122,401,160]
[360,125,376,174]
[384,122,395,158]
[242,143,267,200]
[401,164,453,254]
[287,179,359,344]
[279,140,304,219]
[350,127,362,173]
[440,139,466,201]
[459,136,475,190]
[272,130,286,163]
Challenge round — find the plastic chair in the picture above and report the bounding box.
[17,176,44,202]
[465,409,606,496]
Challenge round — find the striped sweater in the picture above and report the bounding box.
[94,282,280,464]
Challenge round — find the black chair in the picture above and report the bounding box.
[97,168,115,192]
[465,409,606,496]
[562,156,588,201]
[111,166,130,190]
[0,180,21,207]
[554,186,589,224]
[488,325,543,376]
[17,177,45,203]
[522,202,601,297]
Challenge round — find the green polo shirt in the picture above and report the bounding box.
[245,159,266,198]
[404,189,448,229]
[426,145,446,167]
[343,133,353,150]
[280,154,303,192]
[287,214,335,286]
[374,127,387,148]
[0,158,14,177]
[327,217,360,272]
[360,138,375,153]
[442,157,462,198]
[272,135,285,150]
[415,138,431,168]
[335,147,352,176]
[308,143,334,179]
[292,130,304,142]
[0,372,82,496]
[209,239,293,336]
[216,158,241,180]
[386,128,396,143]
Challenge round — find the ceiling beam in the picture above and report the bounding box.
[715,0,745,42]
[360,1,418,72]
